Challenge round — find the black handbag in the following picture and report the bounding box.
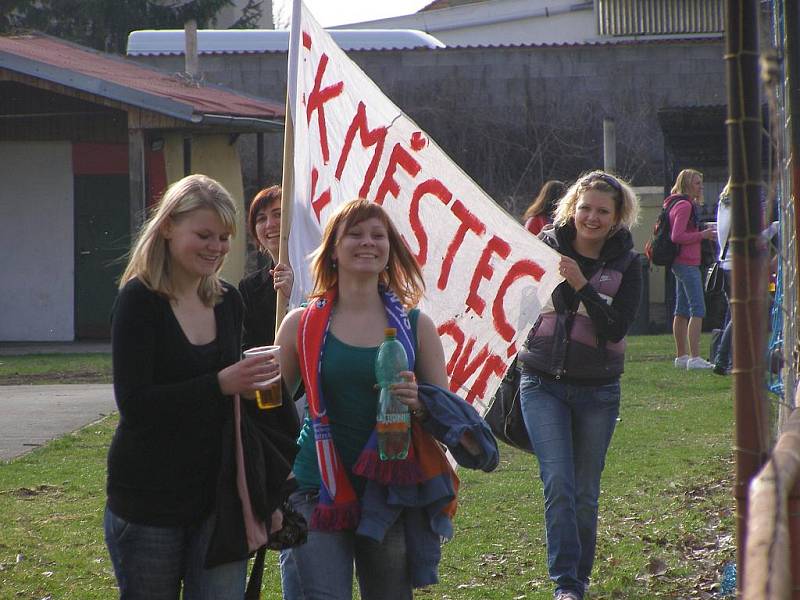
[483,355,534,454]
[704,238,729,295]
[704,262,723,294]
[266,501,308,551]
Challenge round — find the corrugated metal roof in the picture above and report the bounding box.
[433,35,721,50]
[127,29,445,56]
[421,0,486,11]
[121,34,721,56]
[597,0,724,36]
[0,32,284,125]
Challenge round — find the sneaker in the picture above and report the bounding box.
[554,591,581,600]
[674,355,689,368]
[687,356,714,370]
[713,364,731,376]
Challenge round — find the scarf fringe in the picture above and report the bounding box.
[310,500,361,531]
[352,448,423,486]
[299,286,419,533]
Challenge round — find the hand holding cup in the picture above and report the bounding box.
[242,345,283,409]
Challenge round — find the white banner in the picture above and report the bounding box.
[286,0,563,411]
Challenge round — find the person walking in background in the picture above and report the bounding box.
[523,180,567,235]
[274,199,490,600]
[713,179,779,375]
[666,169,717,370]
[712,180,733,375]
[518,171,642,600]
[105,174,299,599]
[239,185,293,349]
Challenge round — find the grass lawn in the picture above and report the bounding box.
[0,334,734,599]
[0,354,111,385]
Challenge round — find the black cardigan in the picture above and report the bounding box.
[108,278,299,565]
[239,267,278,349]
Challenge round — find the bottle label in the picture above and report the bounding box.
[377,421,408,432]
[379,413,409,424]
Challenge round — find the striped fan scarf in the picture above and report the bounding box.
[297,286,418,531]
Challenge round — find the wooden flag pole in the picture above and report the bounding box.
[275,93,294,332]
[275,0,301,335]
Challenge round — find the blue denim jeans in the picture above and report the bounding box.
[279,490,412,600]
[714,270,733,369]
[671,263,706,318]
[104,506,247,600]
[519,372,620,599]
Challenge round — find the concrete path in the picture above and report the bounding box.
[0,384,115,461]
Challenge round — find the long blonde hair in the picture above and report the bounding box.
[553,171,640,230]
[309,199,424,308]
[671,168,703,201]
[119,174,237,306]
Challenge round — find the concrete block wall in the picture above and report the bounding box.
[135,39,725,209]
[135,40,725,329]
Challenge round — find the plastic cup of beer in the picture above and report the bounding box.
[243,345,282,409]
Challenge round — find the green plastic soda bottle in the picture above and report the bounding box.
[375,327,410,460]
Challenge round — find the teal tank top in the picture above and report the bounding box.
[293,309,419,494]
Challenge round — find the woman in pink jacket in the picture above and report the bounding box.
[666,169,717,370]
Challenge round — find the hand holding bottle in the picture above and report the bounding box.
[389,370,482,456]
[375,328,411,461]
[389,371,422,412]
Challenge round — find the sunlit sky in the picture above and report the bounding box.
[272,0,432,28]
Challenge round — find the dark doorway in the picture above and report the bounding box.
[74,174,130,339]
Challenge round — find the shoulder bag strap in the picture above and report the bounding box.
[720,236,730,261]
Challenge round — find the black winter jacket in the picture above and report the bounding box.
[518,224,642,385]
[239,266,278,349]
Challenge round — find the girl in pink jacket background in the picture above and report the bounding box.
[666,169,718,370]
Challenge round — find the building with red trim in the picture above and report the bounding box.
[0,32,284,340]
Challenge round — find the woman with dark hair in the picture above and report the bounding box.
[518,171,642,600]
[522,180,567,235]
[239,185,293,349]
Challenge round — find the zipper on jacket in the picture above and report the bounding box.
[556,308,578,378]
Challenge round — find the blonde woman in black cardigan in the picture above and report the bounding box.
[105,174,298,599]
